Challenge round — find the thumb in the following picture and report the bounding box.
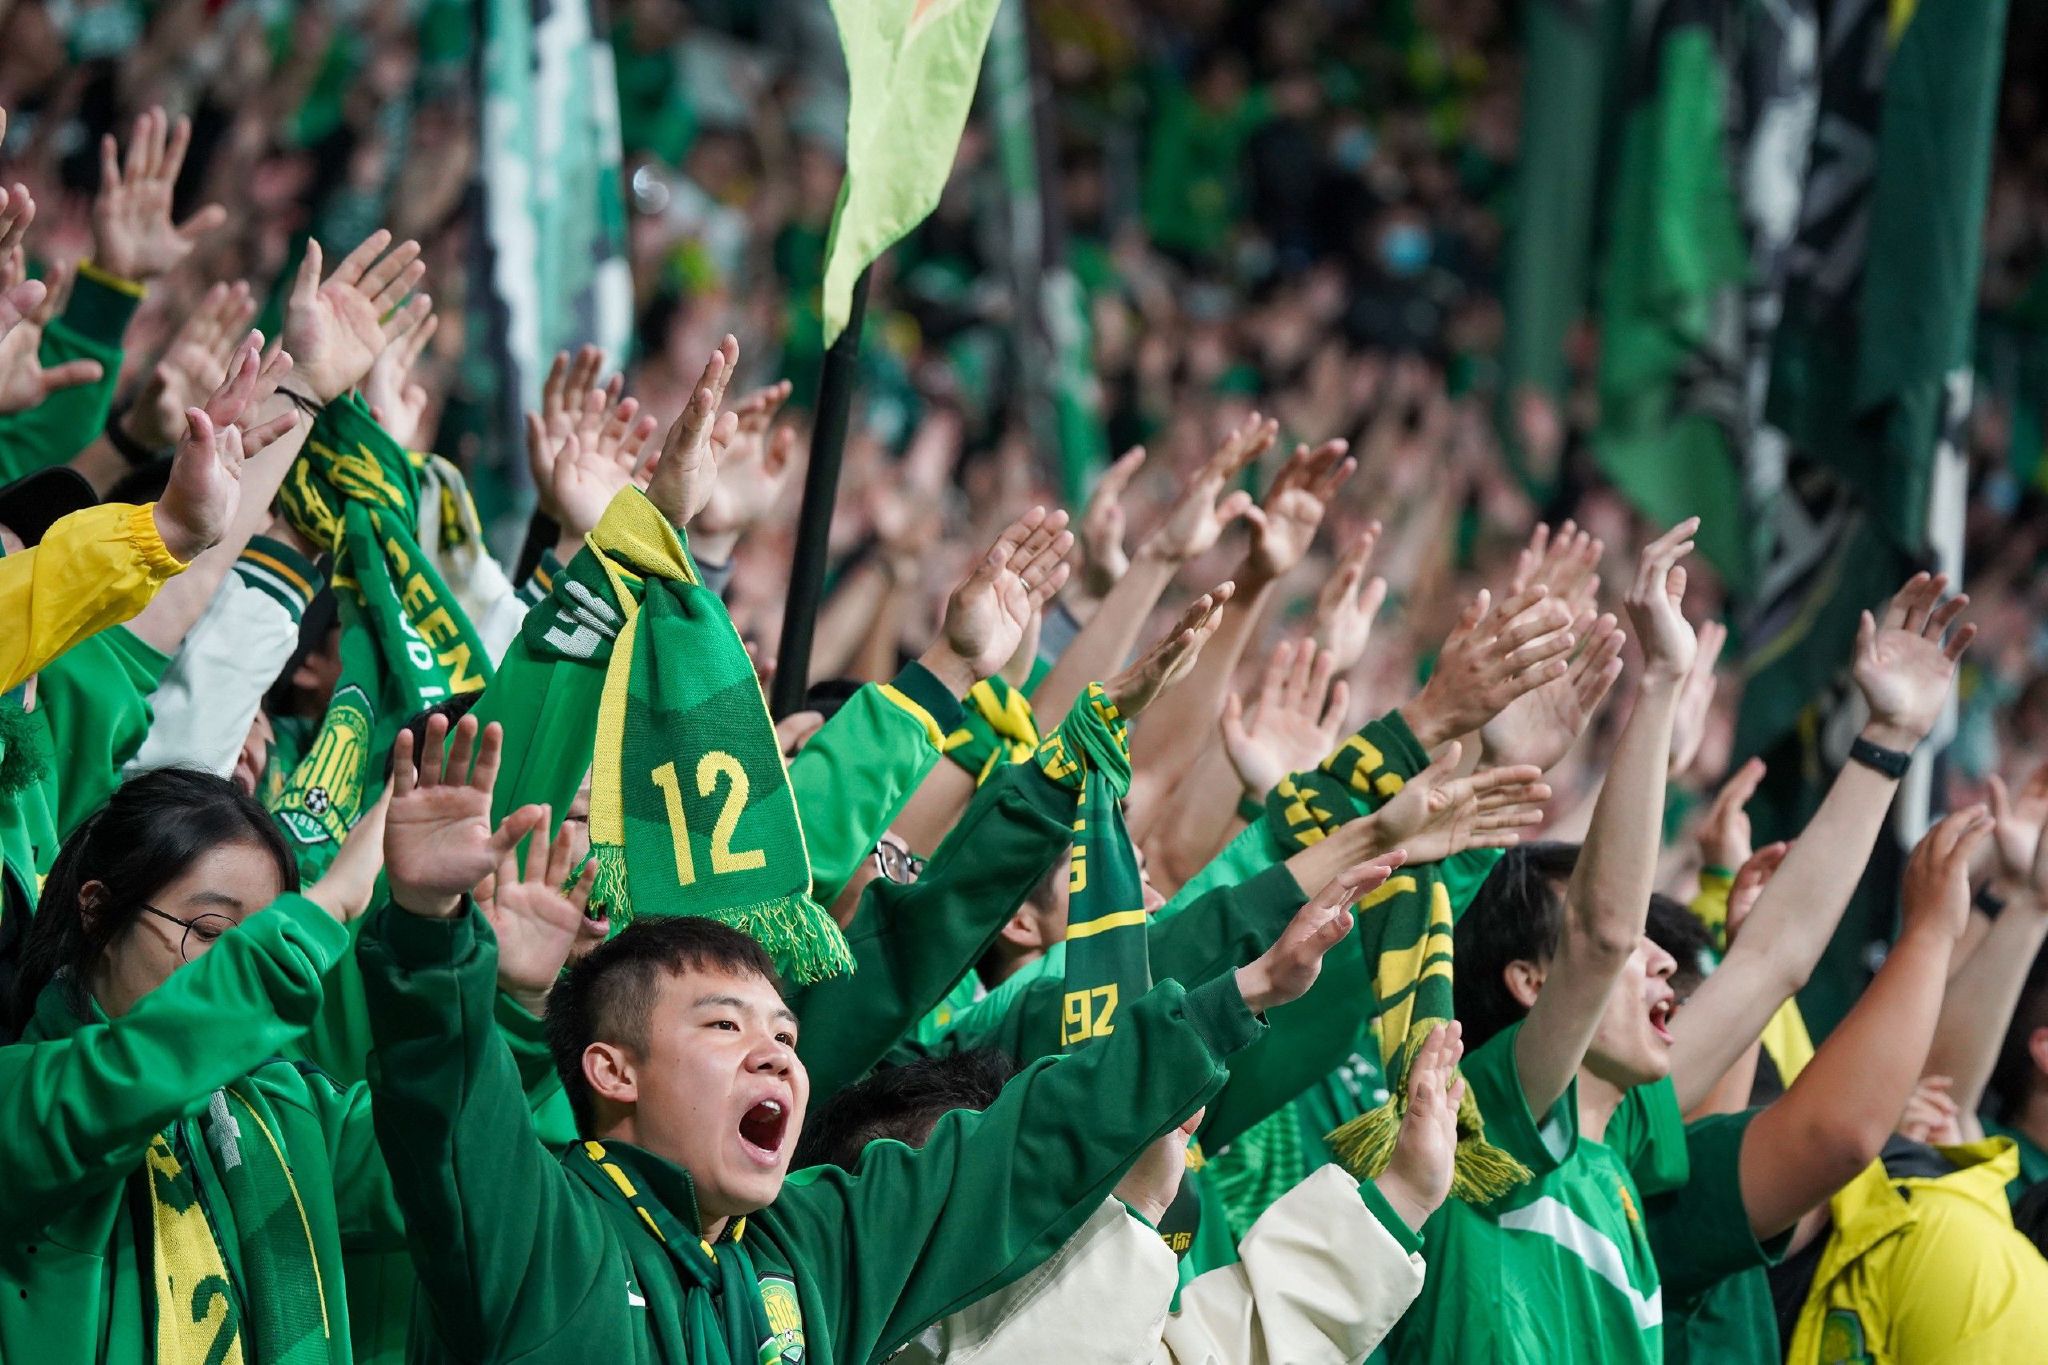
[1420,740,1463,785]
[40,358,103,394]
[1990,774,2012,829]
[293,238,323,301]
[1221,692,1248,744]
[489,804,549,857]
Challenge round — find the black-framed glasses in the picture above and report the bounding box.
[140,904,236,961]
[873,843,925,886]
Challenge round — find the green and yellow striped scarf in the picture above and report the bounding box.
[1265,717,1530,1202]
[941,676,1039,785]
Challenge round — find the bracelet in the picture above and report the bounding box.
[276,384,325,420]
[104,409,168,467]
[1974,884,2008,920]
[1847,735,1912,780]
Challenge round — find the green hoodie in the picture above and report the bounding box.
[0,262,142,482]
[356,899,1263,1364]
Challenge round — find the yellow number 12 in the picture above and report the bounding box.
[651,752,769,885]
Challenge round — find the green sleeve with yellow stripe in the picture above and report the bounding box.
[0,262,143,480]
[787,661,963,904]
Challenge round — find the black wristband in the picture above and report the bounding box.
[1974,884,2008,920]
[1847,734,1912,780]
[104,409,167,467]
[276,384,325,420]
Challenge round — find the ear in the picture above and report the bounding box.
[77,879,109,931]
[998,906,1047,951]
[583,1042,639,1111]
[1503,958,1547,1011]
[2029,1026,2048,1084]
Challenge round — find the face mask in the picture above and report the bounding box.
[1379,223,1432,278]
[1334,126,1375,172]
[1984,468,2020,517]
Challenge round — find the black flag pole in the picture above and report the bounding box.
[771,266,872,718]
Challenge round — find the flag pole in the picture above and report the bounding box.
[772,266,872,718]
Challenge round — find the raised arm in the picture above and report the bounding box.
[1516,521,1694,1117]
[1666,574,1973,1112]
[1732,807,1988,1239]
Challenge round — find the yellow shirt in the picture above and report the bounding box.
[0,501,183,692]
[1790,1139,2048,1364]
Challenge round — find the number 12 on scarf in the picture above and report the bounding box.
[651,753,769,884]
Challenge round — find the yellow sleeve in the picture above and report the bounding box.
[1884,1194,2048,1364]
[1690,870,1734,949]
[0,501,184,691]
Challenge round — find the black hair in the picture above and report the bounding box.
[104,455,175,507]
[1990,951,2048,1120]
[265,589,339,718]
[794,1049,1017,1170]
[802,679,865,725]
[8,768,299,1035]
[2013,1179,2048,1260]
[386,691,486,780]
[1645,893,1716,999]
[1453,842,1582,1049]
[545,916,785,1136]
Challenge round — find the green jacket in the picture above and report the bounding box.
[0,263,142,480]
[356,900,1262,1364]
[0,893,398,1365]
[791,754,1076,1099]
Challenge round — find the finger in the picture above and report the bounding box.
[122,111,147,181]
[1904,574,1948,633]
[99,132,121,193]
[1221,691,1249,745]
[1716,756,1768,815]
[541,351,571,416]
[1494,596,1574,651]
[1302,646,1337,720]
[524,805,555,883]
[1694,619,1728,675]
[293,239,325,303]
[331,229,395,287]
[1216,488,1256,525]
[419,713,451,787]
[1259,639,1296,707]
[370,258,428,317]
[40,358,104,394]
[703,333,741,412]
[1097,445,1146,501]
[1944,622,1977,663]
[174,202,228,242]
[490,805,549,858]
[1925,591,1968,642]
[241,410,300,456]
[163,113,193,182]
[1020,534,1076,597]
[1320,678,1351,733]
[1503,625,1578,675]
[566,860,598,914]
[390,728,419,798]
[444,714,477,788]
[1882,573,1931,631]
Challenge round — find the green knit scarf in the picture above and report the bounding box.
[270,396,491,878]
[569,1141,778,1365]
[941,676,1039,785]
[145,1087,331,1365]
[1264,716,1530,1202]
[561,492,848,983]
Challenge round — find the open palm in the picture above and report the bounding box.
[286,231,427,402]
[386,715,544,916]
[1480,612,1625,771]
[1375,744,1549,864]
[943,508,1072,679]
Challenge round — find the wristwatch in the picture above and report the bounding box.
[1847,734,1912,780]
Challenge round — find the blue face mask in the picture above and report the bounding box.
[1379,223,1431,278]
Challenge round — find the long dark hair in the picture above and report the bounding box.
[6,768,298,1035]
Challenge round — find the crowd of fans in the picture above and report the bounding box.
[1,0,2047,1361]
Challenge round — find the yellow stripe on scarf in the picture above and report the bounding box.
[146,1133,247,1365]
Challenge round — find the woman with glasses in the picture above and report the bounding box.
[0,754,573,1364]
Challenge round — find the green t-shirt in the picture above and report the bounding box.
[1649,1109,1790,1365]
[1982,1116,2048,1205]
[1387,1021,1664,1365]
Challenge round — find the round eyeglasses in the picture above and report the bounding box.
[140,904,236,961]
[873,842,926,886]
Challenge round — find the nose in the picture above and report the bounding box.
[1643,936,1678,981]
[747,1034,793,1075]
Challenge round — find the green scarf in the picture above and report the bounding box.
[145,1088,329,1365]
[569,1140,778,1365]
[270,396,491,878]
[563,492,848,983]
[941,676,1039,784]
[1264,717,1530,1202]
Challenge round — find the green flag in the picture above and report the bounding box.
[1592,0,1752,585]
[1501,0,1625,489]
[821,0,1003,346]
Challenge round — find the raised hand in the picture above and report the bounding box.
[124,280,257,448]
[1509,520,1603,613]
[153,332,298,561]
[1402,586,1577,749]
[645,334,741,528]
[91,107,226,282]
[1669,618,1727,779]
[526,381,660,541]
[1697,756,1765,874]
[1221,639,1349,799]
[1371,742,1550,864]
[305,790,390,924]
[386,714,547,918]
[1311,522,1387,672]
[284,231,428,403]
[1852,573,1975,752]
[1242,437,1355,583]
[362,300,439,448]
[1112,1110,1203,1229]
[0,266,102,413]
[1623,517,1701,680]
[1234,854,1402,1012]
[0,173,41,341]
[1479,610,1626,771]
[692,379,797,559]
[1078,445,1145,598]
[1987,760,2048,892]
[925,507,1073,692]
[1143,412,1275,564]
[1723,840,1790,944]
[1104,585,1233,717]
[541,345,610,431]
[479,818,596,1014]
[1376,1021,1466,1232]
[1899,805,1994,946]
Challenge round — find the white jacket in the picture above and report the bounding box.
[897,1164,1427,1365]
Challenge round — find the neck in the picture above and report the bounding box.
[2018,1089,2048,1150]
[1575,1067,1627,1144]
[702,1214,730,1241]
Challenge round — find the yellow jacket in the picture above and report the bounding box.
[0,501,183,692]
[1691,873,1817,1082]
[1789,1138,2048,1364]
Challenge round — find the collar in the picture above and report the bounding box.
[578,1138,750,1247]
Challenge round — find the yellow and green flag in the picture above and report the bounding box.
[821,0,1003,345]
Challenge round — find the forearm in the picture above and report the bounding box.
[1924,894,2048,1114]
[1130,569,1273,790]
[1033,547,1181,728]
[1737,928,1954,1238]
[1144,747,1252,890]
[810,559,892,683]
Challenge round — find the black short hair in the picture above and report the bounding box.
[544,916,784,1136]
[793,1049,1016,1170]
[1991,951,2048,1119]
[2013,1178,2048,1259]
[1646,893,1716,999]
[386,691,486,780]
[1454,842,1582,1049]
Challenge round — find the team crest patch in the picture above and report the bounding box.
[274,683,373,845]
[759,1276,806,1363]
[1818,1308,1871,1364]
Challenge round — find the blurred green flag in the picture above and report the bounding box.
[821,0,1003,345]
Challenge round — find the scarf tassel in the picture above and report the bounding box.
[1325,1020,1532,1204]
[593,840,855,983]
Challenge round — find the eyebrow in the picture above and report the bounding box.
[691,994,801,1028]
[187,891,245,911]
